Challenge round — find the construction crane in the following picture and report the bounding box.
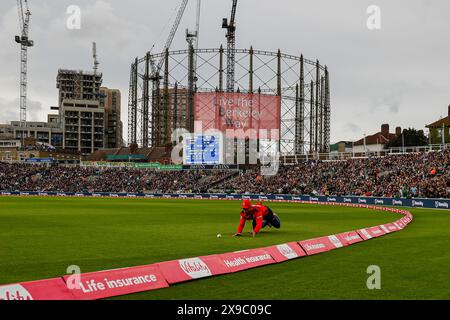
[92,42,99,93]
[15,0,34,128]
[150,0,189,80]
[92,42,105,101]
[194,0,201,52]
[128,0,189,145]
[186,0,202,74]
[222,0,238,92]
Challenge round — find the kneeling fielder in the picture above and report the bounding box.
[234,200,281,238]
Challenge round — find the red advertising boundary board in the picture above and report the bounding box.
[335,231,364,246]
[0,278,73,300]
[298,235,343,256]
[218,248,276,273]
[367,226,386,238]
[158,255,229,285]
[264,242,307,263]
[62,264,168,300]
[379,223,399,234]
[357,226,386,240]
[393,220,406,230]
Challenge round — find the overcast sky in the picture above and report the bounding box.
[0,0,449,143]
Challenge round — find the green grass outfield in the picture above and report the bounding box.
[0,196,449,299]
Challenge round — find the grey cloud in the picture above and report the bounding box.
[0,98,18,123]
[371,95,402,114]
[345,122,362,134]
[0,97,43,123]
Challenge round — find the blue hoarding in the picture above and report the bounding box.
[1,191,449,210]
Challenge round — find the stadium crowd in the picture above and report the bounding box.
[217,150,450,199]
[0,150,449,198]
[0,164,232,194]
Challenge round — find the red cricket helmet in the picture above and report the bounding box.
[242,199,252,209]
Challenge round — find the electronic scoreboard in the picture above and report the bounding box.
[183,133,224,165]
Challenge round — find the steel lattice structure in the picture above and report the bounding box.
[16,0,34,129]
[128,46,331,155]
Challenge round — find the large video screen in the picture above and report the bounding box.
[183,133,223,165]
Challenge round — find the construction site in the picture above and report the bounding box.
[0,0,124,160]
[2,0,331,161]
[127,0,331,156]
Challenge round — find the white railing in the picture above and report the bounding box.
[2,143,449,167]
[281,143,450,165]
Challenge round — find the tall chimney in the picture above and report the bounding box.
[395,127,402,136]
[381,124,389,137]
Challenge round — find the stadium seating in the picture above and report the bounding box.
[0,150,449,199]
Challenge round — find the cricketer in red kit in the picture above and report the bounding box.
[234,200,281,238]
